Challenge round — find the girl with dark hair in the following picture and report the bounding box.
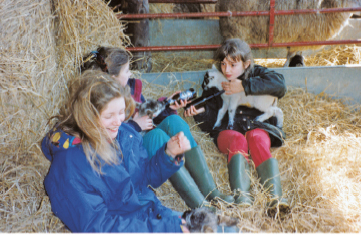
[185,39,290,215]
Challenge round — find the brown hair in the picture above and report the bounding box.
[57,70,135,173]
[214,39,254,78]
[105,48,132,76]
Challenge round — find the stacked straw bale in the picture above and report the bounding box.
[1,0,128,232]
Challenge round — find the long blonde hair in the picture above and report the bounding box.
[57,70,135,173]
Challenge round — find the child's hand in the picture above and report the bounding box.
[168,91,190,110]
[133,112,153,131]
[222,79,244,95]
[169,99,188,110]
[183,106,205,117]
[166,132,191,158]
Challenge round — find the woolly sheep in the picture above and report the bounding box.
[216,0,361,66]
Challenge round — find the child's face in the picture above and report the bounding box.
[100,97,126,140]
[113,61,132,87]
[220,57,250,82]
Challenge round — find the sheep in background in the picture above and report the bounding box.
[216,0,361,67]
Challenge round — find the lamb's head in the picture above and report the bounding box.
[182,207,218,233]
[202,64,227,91]
[136,99,166,119]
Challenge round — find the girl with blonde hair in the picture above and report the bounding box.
[42,70,192,232]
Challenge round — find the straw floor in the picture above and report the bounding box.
[1,0,361,233]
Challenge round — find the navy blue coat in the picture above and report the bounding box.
[41,123,184,232]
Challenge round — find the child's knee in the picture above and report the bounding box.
[143,128,170,152]
[246,129,270,147]
[165,114,186,126]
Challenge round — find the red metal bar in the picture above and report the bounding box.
[268,0,275,47]
[117,10,269,19]
[149,0,217,3]
[127,39,361,51]
[117,7,360,19]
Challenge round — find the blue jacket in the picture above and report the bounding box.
[41,123,184,232]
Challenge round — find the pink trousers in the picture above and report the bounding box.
[217,128,272,168]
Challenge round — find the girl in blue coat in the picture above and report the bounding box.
[41,70,192,232]
[82,47,234,209]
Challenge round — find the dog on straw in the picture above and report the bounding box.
[182,207,239,233]
[203,65,284,130]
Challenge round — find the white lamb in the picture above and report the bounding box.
[203,65,283,129]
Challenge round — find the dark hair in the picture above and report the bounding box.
[80,47,132,76]
[105,49,132,76]
[214,39,254,78]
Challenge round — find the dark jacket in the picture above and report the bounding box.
[193,65,286,147]
[41,123,183,232]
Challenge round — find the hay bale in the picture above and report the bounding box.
[0,0,128,232]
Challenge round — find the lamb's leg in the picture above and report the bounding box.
[255,107,284,128]
[283,48,297,67]
[214,101,229,129]
[274,107,284,128]
[227,99,239,129]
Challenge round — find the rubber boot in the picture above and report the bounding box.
[184,146,234,203]
[227,153,253,206]
[256,158,290,216]
[169,166,215,210]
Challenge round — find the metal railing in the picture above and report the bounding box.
[115,0,361,52]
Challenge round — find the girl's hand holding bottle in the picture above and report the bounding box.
[167,89,196,110]
[183,105,205,117]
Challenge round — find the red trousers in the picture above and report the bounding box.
[217,129,272,168]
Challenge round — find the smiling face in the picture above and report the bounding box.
[100,97,125,140]
[220,57,250,82]
[112,61,132,87]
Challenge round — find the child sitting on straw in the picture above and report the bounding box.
[81,47,235,209]
[41,70,191,232]
[184,39,290,216]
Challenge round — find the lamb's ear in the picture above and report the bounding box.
[135,101,142,109]
[212,64,217,69]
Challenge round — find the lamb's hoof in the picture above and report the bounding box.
[213,123,221,130]
[227,124,234,130]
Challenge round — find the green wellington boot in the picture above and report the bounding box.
[256,158,290,216]
[228,153,253,206]
[184,146,235,203]
[169,166,214,210]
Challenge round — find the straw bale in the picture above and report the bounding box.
[1,0,128,232]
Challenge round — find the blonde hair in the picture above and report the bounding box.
[57,70,135,173]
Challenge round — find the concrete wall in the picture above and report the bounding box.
[141,65,361,105]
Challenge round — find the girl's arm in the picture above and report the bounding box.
[142,132,190,188]
[242,66,286,99]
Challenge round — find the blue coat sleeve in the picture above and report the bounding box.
[140,143,184,188]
